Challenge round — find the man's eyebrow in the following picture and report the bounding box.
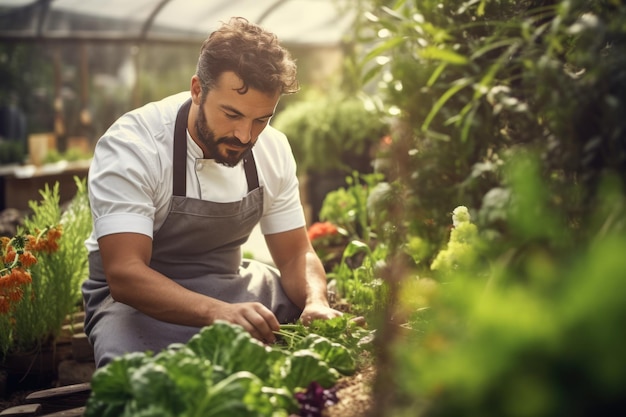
[220,104,274,120]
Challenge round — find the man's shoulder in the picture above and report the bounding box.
[257,125,290,152]
[253,125,297,178]
[111,92,190,142]
[130,92,190,120]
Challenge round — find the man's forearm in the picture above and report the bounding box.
[107,261,224,327]
[279,250,330,309]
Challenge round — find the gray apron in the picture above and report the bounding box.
[82,99,301,367]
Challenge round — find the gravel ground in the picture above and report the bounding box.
[324,364,375,417]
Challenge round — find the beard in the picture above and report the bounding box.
[195,103,254,167]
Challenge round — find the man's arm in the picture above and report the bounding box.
[98,232,280,342]
[265,227,343,324]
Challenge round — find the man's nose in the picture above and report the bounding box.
[234,120,253,144]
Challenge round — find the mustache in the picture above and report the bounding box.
[217,137,248,148]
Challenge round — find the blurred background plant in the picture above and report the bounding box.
[273,94,387,176]
[309,172,394,322]
[43,147,93,164]
[0,140,25,165]
[391,158,626,417]
[273,93,388,221]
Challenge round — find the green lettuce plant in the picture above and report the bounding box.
[85,319,373,417]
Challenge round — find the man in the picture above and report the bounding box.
[82,17,343,368]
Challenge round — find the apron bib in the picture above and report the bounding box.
[82,98,300,367]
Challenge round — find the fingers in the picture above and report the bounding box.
[239,303,279,344]
[350,316,367,327]
[300,306,343,326]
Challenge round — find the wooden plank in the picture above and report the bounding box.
[0,403,42,416]
[41,407,85,417]
[24,383,90,415]
[25,383,91,402]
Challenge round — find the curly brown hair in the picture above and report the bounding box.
[196,17,299,96]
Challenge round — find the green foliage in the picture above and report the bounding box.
[85,320,371,417]
[358,0,626,262]
[1,177,91,355]
[0,43,54,133]
[43,147,93,164]
[272,93,387,175]
[329,240,389,320]
[314,172,396,319]
[319,172,385,242]
[390,154,626,416]
[347,1,626,415]
[0,140,25,164]
[278,315,374,364]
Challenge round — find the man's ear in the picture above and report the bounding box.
[190,75,203,105]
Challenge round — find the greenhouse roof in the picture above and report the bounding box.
[0,0,355,46]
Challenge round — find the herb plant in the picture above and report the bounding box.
[0,177,91,356]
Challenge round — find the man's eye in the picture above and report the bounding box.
[225,113,239,119]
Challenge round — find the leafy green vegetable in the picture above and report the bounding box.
[280,350,340,390]
[128,362,185,415]
[85,320,360,417]
[296,334,356,376]
[85,353,150,417]
[187,322,275,379]
[194,371,266,417]
[278,315,374,356]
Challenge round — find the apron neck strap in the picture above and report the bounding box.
[242,150,259,192]
[173,98,192,197]
[173,98,259,197]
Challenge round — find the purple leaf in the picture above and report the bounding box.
[295,381,339,417]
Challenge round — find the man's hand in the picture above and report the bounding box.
[214,302,280,344]
[299,303,343,326]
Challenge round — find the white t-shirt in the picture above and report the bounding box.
[85,92,305,253]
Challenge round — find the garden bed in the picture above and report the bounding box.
[0,367,375,417]
[1,307,375,417]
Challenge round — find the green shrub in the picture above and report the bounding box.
[272,94,387,175]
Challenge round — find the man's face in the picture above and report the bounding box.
[192,72,280,167]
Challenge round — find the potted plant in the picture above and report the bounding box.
[0,178,92,392]
[272,93,388,221]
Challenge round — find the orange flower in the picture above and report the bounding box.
[48,226,63,241]
[25,234,36,248]
[18,251,37,268]
[26,225,63,254]
[7,287,23,302]
[0,235,36,315]
[11,268,32,285]
[0,226,60,317]
[4,249,16,264]
[307,222,339,242]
